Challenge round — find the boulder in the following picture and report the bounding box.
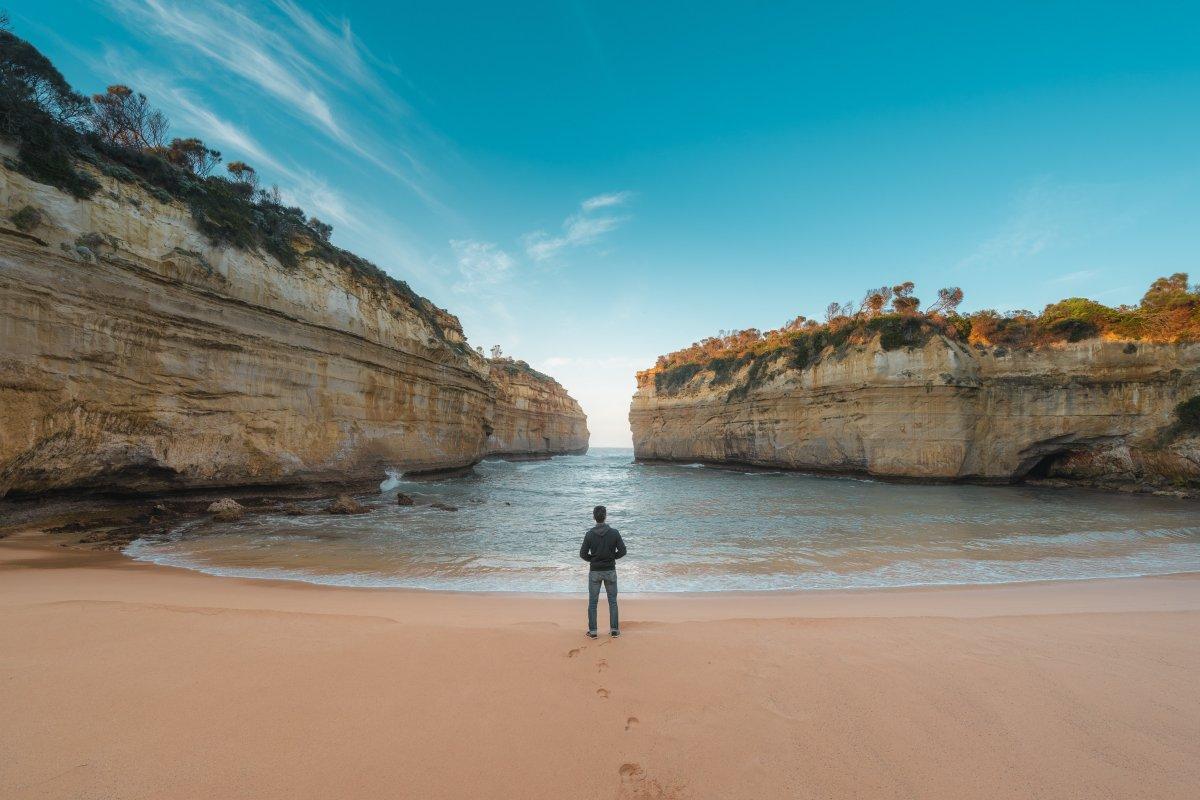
[207,498,245,522]
[396,492,415,506]
[326,494,367,515]
[430,501,458,512]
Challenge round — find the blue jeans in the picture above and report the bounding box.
[588,569,618,633]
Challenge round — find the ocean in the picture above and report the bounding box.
[126,447,1200,592]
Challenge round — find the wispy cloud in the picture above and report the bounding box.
[451,239,516,292]
[109,0,339,134]
[102,0,438,205]
[580,191,634,212]
[523,191,633,261]
[957,177,1130,271]
[1048,269,1099,285]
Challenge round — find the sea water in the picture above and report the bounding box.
[126,448,1200,592]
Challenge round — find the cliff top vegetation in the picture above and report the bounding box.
[644,275,1200,394]
[0,23,460,344]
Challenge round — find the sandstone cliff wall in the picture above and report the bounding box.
[630,336,1200,487]
[485,362,589,458]
[0,163,587,496]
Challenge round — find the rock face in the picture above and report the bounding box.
[0,162,588,497]
[630,335,1200,487]
[485,361,589,459]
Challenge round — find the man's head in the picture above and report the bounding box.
[593,505,607,523]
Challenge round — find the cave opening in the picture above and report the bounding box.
[1025,450,1071,480]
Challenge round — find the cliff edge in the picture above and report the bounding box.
[0,160,587,496]
[631,332,1200,490]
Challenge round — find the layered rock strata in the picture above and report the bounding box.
[630,335,1200,487]
[0,164,587,497]
[485,361,588,459]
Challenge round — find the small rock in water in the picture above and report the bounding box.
[429,501,458,512]
[280,503,320,516]
[396,492,415,506]
[207,498,245,521]
[326,494,367,515]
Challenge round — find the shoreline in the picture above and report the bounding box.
[633,455,1200,499]
[123,535,1200,600]
[3,530,1199,798]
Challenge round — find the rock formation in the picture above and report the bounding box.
[0,161,587,497]
[485,360,589,459]
[630,335,1200,488]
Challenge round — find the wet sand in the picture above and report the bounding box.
[2,531,1198,799]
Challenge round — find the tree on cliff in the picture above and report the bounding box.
[925,287,964,316]
[90,85,169,150]
[891,282,920,315]
[165,137,221,176]
[0,29,96,197]
[308,217,333,242]
[226,160,259,189]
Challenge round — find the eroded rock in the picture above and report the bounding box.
[326,495,367,515]
[208,498,245,521]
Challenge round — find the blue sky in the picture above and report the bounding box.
[13,1,1200,444]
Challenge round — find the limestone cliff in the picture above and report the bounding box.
[630,335,1200,488]
[485,360,589,458]
[0,162,587,497]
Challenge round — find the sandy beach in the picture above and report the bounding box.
[2,530,1199,800]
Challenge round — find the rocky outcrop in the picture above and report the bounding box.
[485,360,589,459]
[0,162,587,497]
[630,335,1200,488]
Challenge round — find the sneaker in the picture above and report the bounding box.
[585,631,598,639]
[610,630,621,637]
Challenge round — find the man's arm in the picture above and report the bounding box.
[614,532,627,560]
[579,532,593,562]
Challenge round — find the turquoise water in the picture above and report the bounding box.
[126,448,1200,592]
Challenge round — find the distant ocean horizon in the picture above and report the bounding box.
[127,448,1200,593]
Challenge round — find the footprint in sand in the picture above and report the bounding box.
[596,688,609,699]
[617,762,683,799]
[597,658,608,672]
[625,716,639,731]
[567,648,582,658]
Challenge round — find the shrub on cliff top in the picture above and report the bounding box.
[0,31,97,198]
[0,26,459,346]
[642,274,1200,396]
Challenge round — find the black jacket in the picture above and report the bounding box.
[579,524,627,571]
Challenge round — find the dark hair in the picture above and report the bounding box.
[593,505,606,523]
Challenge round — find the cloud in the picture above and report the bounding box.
[108,0,338,133]
[957,177,1128,271]
[451,240,516,292]
[102,0,437,205]
[580,191,633,212]
[1048,269,1099,285]
[523,191,633,262]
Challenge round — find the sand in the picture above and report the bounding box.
[2,531,1199,800]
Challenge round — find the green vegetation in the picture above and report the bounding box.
[648,276,1200,395]
[9,203,41,231]
[0,25,455,341]
[491,358,556,384]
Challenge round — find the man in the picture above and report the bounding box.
[579,505,626,638]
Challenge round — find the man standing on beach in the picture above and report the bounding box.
[579,505,626,638]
